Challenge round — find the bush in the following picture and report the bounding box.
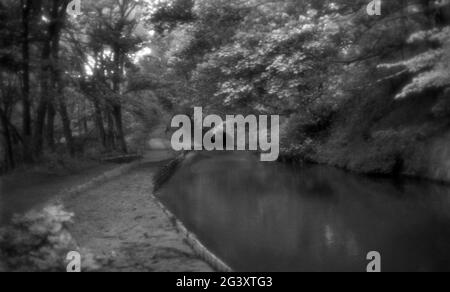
[0,205,99,272]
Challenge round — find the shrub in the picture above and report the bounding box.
[0,205,99,272]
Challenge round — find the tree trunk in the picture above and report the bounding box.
[58,97,76,156]
[93,98,107,149]
[21,0,32,162]
[50,0,75,156]
[33,74,49,157]
[80,101,88,135]
[53,55,76,157]
[112,47,127,154]
[106,109,116,151]
[46,102,56,151]
[113,104,127,153]
[33,0,57,158]
[0,110,14,171]
[82,117,88,135]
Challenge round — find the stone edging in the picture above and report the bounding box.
[40,157,232,272]
[152,196,233,273]
[50,160,142,205]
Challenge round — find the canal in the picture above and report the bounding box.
[158,152,450,272]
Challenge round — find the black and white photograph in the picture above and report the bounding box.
[1,0,450,275]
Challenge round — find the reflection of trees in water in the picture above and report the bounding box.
[160,153,450,271]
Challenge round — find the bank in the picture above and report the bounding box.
[0,150,222,272]
[278,91,450,184]
[61,152,217,272]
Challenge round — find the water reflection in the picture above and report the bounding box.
[158,152,450,272]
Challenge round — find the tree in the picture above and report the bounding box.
[381,26,450,99]
[33,0,75,158]
[0,0,23,171]
[69,0,149,154]
[20,0,33,162]
[148,0,450,164]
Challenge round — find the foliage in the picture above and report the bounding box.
[381,26,450,99]
[147,0,450,176]
[151,0,196,34]
[149,0,439,114]
[0,0,170,173]
[0,205,78,272]
[1,0,449,175]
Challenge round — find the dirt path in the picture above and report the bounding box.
[63,160,214,272]
[0,162,118,226]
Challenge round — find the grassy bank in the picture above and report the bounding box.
[280,90,450,184]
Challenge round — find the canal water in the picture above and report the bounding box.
[158,152,450,272]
